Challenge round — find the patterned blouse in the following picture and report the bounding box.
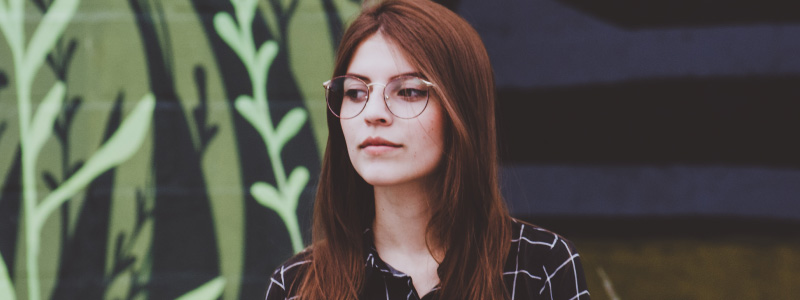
[265,219,590,300]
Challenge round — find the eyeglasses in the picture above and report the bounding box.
[323,75,436,119]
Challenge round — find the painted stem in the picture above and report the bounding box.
[17,40,42,300]
[249,69,304,254]
[1,1,149,298]
[218,0,307,253]
[280,209,303,252]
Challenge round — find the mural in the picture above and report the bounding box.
[214,0,307,254]
[2,0,798,299]
[0,0,359,299]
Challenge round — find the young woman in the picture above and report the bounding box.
[265,0,590,299]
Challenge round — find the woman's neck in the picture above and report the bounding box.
[371,181,443,296]
[372,182,440,257]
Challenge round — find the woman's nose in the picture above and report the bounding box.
[361,84,392,125]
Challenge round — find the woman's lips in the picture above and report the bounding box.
[359,137,401,148]
[360,137,402,155]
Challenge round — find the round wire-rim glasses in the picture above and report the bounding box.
[322,75,436,119]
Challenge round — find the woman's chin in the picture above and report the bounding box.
[361,175,404,187]
[359,171,415,188]
[355,162,439,188]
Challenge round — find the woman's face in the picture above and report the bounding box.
[341,32,445,188]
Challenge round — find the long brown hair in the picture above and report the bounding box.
[295,0,511,298]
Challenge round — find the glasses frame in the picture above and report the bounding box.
[322,75,436,119]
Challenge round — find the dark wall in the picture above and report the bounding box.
[448,0,800,298]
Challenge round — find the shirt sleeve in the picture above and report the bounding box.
[544,237,591,300]
[264,267,288,300]
[264,251,312,300]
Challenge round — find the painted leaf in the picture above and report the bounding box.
[104,271,132,300]
[256,40,278,79]
[0,251,15,300]
[174,277,226,300]
[256,0,280,41]
[0,0,23,51]
[35,94,155,222]
[251,181,283,212]
[234,94,267,135]
[274,107,308,151]
[42,171,59,191]
[28,81,65,160]
[0,3,7,29]
[24,0,80,77]
[129,219,154,267]
[280,0,295,15]
[213,13,241,54]
[233,0,257,34]
[284,166,309,211]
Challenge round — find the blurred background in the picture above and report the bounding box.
[0,0,798,299]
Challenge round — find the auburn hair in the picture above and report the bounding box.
[294,0,512,298]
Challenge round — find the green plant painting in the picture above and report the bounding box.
[0,0,155,299]
[0,0,357,299]
[214,0,308,253]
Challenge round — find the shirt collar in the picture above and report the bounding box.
[363,228,410,278]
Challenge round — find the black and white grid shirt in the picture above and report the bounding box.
[265,219,590,300]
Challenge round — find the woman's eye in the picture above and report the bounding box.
[344,89,367,101]
[397,88,427,100]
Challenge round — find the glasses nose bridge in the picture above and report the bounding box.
[360,81,392,119]
[365,82,389,101]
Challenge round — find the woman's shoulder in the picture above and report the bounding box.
[265,247,313,299]
[507,218,582,266]
[505,218,591,299]
[509,218,579,251]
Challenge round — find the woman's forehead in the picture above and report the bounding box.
[346,33,418,82]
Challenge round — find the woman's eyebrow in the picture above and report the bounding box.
[346,73,370,82]
[390,72,424,80]
[344,72,424,83]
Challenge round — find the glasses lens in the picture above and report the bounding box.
[326,76,368,118]
[385,77,430,118]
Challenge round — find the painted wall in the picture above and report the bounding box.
[1,0,798,299]
[0,0,359,299]
[460,0,800,298]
